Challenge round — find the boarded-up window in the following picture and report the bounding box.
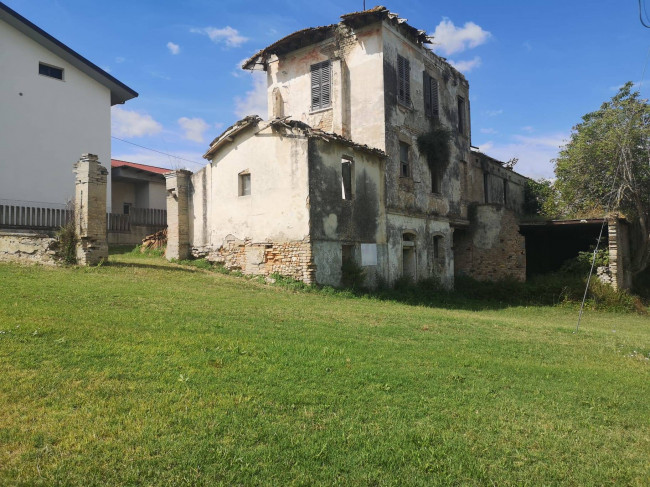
[361,243,377,266]
[397,55,410,105]
[341,158,353,200]
[311,61,331,111]
[423,72,439,119]
[399,142,410,178]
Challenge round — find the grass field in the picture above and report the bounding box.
[1,252,649,486]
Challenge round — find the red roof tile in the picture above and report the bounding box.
[111,159,171,175]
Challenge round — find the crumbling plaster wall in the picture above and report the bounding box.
[267,23,386,151]
[454,205,526,282]
[382,23,471,219]
[0,230,58,264]
[194,127,313,280]
[307,138,386,287]
[465,153,527,214]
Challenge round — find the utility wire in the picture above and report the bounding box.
[111,136,205,167]
[639,0,650,28]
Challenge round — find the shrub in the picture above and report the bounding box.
[55,218,77,265]
[341,260,366,289]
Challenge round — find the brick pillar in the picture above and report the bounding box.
[165,170,191,260]
[74,153,108,265]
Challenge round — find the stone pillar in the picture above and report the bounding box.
[74,153,108,265]
[165,170,191,260]
[608,216,632,291]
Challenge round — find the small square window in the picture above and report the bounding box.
[239,173,251,196]
[399,142,410,178]
[39,62,63,80]
[123,203,132,215]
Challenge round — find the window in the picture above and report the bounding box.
[311,61,331,111]
[341,158,353,200]
[433,236,442,259]
[431,164,442,194]
[39,62,63,80]
[399,142,410,178]
[503,179,508,206]
[397,55,411,105]
[342,244,354,265]
[123,203,131,215]
[483,172,489,203]
[423,72,439,119]
[457,96,465,134]
[239,172,251,196]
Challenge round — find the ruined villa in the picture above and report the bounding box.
[165,6,529,288]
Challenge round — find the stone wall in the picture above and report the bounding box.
[74,154,108,265]
[0,230,58,265]
[203,237,315,284]
[454,205,526,282]
[608,216,632,290]
[165,170,191,261]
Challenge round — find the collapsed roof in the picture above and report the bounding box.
[204,116,386,160]
[242,5,433,71]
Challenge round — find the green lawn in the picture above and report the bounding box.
[0,253,648,486]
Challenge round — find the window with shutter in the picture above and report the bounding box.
[397,55,410,105]
[310,61,331,111]
[423,73,439,119]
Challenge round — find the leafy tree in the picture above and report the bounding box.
[523,178,558,217]
[553,82,650,275]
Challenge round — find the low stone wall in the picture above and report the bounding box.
[0,231,58,265]
[200,236,316,284]
[454,205,526,282]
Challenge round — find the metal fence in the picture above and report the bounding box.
[0,204,72,229]
[0,203,166,232]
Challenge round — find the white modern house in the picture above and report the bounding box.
[0,2,137,210]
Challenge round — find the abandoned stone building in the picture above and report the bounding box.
[166,6,529,287]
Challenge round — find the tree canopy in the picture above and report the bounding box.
[552,82,650,274]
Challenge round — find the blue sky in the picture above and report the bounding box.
[6,0,649,178]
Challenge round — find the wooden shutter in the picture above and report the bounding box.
[423,72,432,116]
[430,77,439,119]
[311,61,331,111]
[404,58,410,103]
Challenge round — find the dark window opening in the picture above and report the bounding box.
[431,165,442,194]
[39,62,63,80]
[341,158,353,200]
[399,142,410,178]
[342,244,354,265]
[397,55,411,105]
[433,236,442,259]
[311,61,331,111]
[123,203,131,215]
[423,72,439,119]
[483,172,489,203]
[503,179,508,206]
[457,96,465,134]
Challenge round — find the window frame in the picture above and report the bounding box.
[238,172,251,197]
[310,60,331,112]
[457,96,466,135]
[423,72,439,120]
[341,157,353,200]
[399,141,411,178]
[39,62,64,81]
[397,55,411,106]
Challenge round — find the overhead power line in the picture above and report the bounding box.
[639,0,650,28]
[111,136,206,167]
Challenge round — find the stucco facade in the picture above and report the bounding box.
[0,3,136,210]
[179,7,529,287]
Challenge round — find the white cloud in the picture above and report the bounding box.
[476,132,569,179]
[190,26,248,47]
[521,126,535,133]
[115,56,125,64]
[167,42,180,55]
[234,72,267,118]
[480,128,497,134]
[448,56,482,73]
[178,117,210,143]
[430,18,491,56]
[484,109,503,117]
[111,106,163,138]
